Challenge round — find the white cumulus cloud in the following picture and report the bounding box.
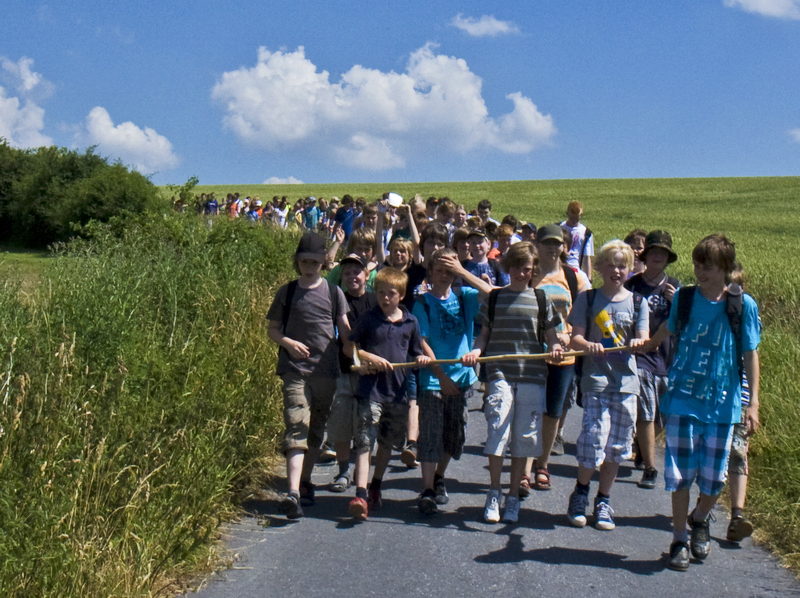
[789,128,800,142]
[263,176,304,184]
[723,0,800,19]
[451,14,520,37]
[212,44,554,171]
[83,107,179,173]
[0,57,53,148]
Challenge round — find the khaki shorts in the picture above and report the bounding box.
[483,378,545,458]
[327,373,360,446]
[280,372,337,454]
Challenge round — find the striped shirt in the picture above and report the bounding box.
[479,287,561,384]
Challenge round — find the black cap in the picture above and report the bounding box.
[295,232,326,262]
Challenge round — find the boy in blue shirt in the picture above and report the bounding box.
[644,234,760,571]
[412,249,492,514]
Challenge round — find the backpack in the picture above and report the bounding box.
[280,279,342,354]
[674,285,744,377]
[574,289,644,407]
[479,287,547,382]
[562,265,579,303]
[578,228,592,270]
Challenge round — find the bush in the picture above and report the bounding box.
[0,213,299,596]
[0,141,159,248]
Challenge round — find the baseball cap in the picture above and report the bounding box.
[536,224,564,243]
[339,253,367,269]
[295,232,326,263]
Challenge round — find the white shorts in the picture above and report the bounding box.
[483,378,545,458]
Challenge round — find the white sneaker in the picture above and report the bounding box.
[484,489,501,523]
[502,495,521,523]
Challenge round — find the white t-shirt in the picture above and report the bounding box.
[561,221,594,270]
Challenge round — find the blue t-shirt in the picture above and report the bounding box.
[334,206,355,239]
[660,288,760,424]
[462,259,510,288]
[304,206,320,229]
[412,287,480,391]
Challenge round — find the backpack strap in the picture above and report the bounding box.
[562,265,579,302]
[631,291,644,338]
[726,288,744,378]
[675,285,696,339]
[584,288,596,337]
[534,287,547,350]
[282,280,300,334]
[484,287,502,348]
[579,228,592,269]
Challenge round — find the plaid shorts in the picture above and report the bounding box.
[356,400,408,452]
[417,389,469,463]
[636,368,667,423]
[576,392,637,469]
[664,414,734,496]
[728,407,750,477]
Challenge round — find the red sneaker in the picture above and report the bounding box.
[349,497,368,521]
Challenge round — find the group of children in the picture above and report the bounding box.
[266,196,761,573]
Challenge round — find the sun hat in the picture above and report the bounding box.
[640,230,678,264]
[295,232,327,263]
[536,224,564,243]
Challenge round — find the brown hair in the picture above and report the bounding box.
[347,228,376,254]
[501,241,539,283]
[374,267,408,297]
[692,234,738,278]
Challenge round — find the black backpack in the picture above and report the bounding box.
[674,285,744,377]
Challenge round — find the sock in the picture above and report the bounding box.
[673,529,690,544]
[355,487,367,499]
[370,477,382,491]
[596,491,610,501]
[434,473,444,484]
[422,487,436,497]
[337,461,350,477]
[575,481,590,495]
[692,506,710,523]
[732,507,744,519]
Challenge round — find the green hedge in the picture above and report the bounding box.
[0,213,298,596]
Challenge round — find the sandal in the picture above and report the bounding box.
[519,475,531,498]
[330,471,351,493]
[533,468,551,491]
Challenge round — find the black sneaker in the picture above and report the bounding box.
[299,480,315,506]
[726,516,754,543]
[434,478,449,505]
[279,492,304,520]
[667,541,690,571]
[418,489,438,515]
[689,510,713,560]
[637,467,658,489]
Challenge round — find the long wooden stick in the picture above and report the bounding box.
[350,346,632,372]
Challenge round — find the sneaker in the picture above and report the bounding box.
[519,475,531,499]
[434,478,449,505]
[299,480,315,506]
[667,541,690,571]
[689,510,714,560]
[567,488,589,527]
[727,515,754,543]
[593,495,615,531]
[368,486,383,510]
[484,489,501,523]
[502,495,521,523]
[418,489,438,515]
[279,492,304,520]
[349,497,368,521]
[319,442,336,463]
[637,466,658,489]
[400,444,419,469]
[551,431,565,456]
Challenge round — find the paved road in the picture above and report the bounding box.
[193,393,799,598]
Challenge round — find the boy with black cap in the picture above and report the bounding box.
[624,231,681,489]
[267,232,351,519]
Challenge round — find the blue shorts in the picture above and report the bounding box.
[664,414,734,496]
[545,363,575,418]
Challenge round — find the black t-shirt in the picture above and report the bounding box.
[625,272,680,376]
[403,263,428,311]
[339,291,378,374]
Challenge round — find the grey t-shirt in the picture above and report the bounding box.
[479,287,561,385]
[567,289,649,395]
[266,280,348,379]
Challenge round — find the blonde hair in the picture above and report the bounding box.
[347,228,376,253]
[374,267,408,297]
[388,237,414,256]
[595,240,634,271]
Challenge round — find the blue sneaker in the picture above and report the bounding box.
[567,487,589,527]
[593,495,615,531]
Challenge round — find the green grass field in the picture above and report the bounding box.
[198,176,800,567]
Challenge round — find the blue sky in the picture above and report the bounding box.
[1,1,799,186]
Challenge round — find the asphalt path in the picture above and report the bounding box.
[193,392,799,598]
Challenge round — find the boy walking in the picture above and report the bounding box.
[644,234,760,571]
[266,233,351,519]
[412,249,492,514]
[348,268,431,520]
[566,240,649,531]
[561,201,594,282]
